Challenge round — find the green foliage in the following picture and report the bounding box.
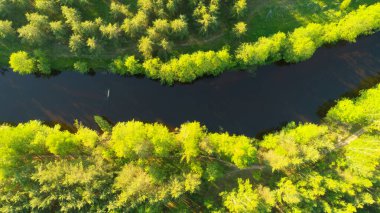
[45,127,80,156]
[233,0,248,17]
[233,22,247,37]
[30,159,112,212]
[236,32,286,66]
[340,0,352,10]
[0,121,48,180]
[327,84,380,125]
[49,20,66,40]
[33,50,51,74]
[237,3,380,65]
[336,4,380,42]
[221,179,274,212]
[1,83,380,211]
[177,122,206,162]
[284,23,324,63]
[75,125,99,148]
[0,20,15,40]
[73,61,89,73]
[260,122,333,171]
[0,0,378,83]
[100,23,120,40]
[69,34,84,53]
[17,13,50,45]
[111,121,154,159]
[207,133,257,168]
[124,56,143,75]
[94,115,112,133]
[9,51,35,74]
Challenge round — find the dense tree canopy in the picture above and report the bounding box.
[0,0,378,83]
[1,83,380,212]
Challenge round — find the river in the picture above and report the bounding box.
[0,33,379,136]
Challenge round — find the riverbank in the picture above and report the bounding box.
[0,32,379,136]
[1,2,379,84]
[1,81,379,212]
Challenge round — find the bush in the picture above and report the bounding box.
[73,61,89,73]
[9,51,35,74]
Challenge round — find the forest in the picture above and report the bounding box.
[1,0,380,212]
[0,0,378,83]
[0,82,379,212]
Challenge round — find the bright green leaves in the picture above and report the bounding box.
[111,121,177,159]
[124,56,143,75]
[0,20,15,40]
[207,133,257,168]
[113,164,155,208]
[30,159,112,212]
[176,122,257,167]
[284,23,324,63]
[9,50,52,75]
[337,4,380,42]
[111,48,234,84]
[110,120,257,169]
[276,178,301,205]
[9,51,35,74]
[222,179,260,212]
[75,126,99,148]
[111,121,153,159]
[145,123,175,157]
[236,4,380,67]
[45,128,80,156]
[236,32,286,66]
[327,99,361,124]
[343,134,380,178]
[221,179,274,213]
[327,84,380,125]
[0,121,48,179]
[260,123,332,171]
[177,122,206,162]
[112,163,202,209]
[2,82,380,211]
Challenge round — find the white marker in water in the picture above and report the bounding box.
[107,89,110,98]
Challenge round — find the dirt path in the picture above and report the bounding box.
[336,128,366,148]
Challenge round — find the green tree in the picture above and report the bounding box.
[61,6,81,26]
[177,122,206,162]
[33,49,51,74]
[233,22,247,37]
[138,36,154,59]
[221,179,274,212]
[0,20,15,40]
[73,61,89,73]
[69,34,84,53]
[17,13,50,45]
[170,16,188,38]
[236,32,286,66]
[232,0,247,17]
[49,21,67,40]
[9,51,35,74]
[260,122,333,171]
[34,0,57,14]
[124,56,143,75]
[100,23,120,40]
[340,0,352,10]
[111,121,153,159]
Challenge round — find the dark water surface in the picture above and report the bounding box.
[1,34,379,136]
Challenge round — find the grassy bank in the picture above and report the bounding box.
[0,0,378,78]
